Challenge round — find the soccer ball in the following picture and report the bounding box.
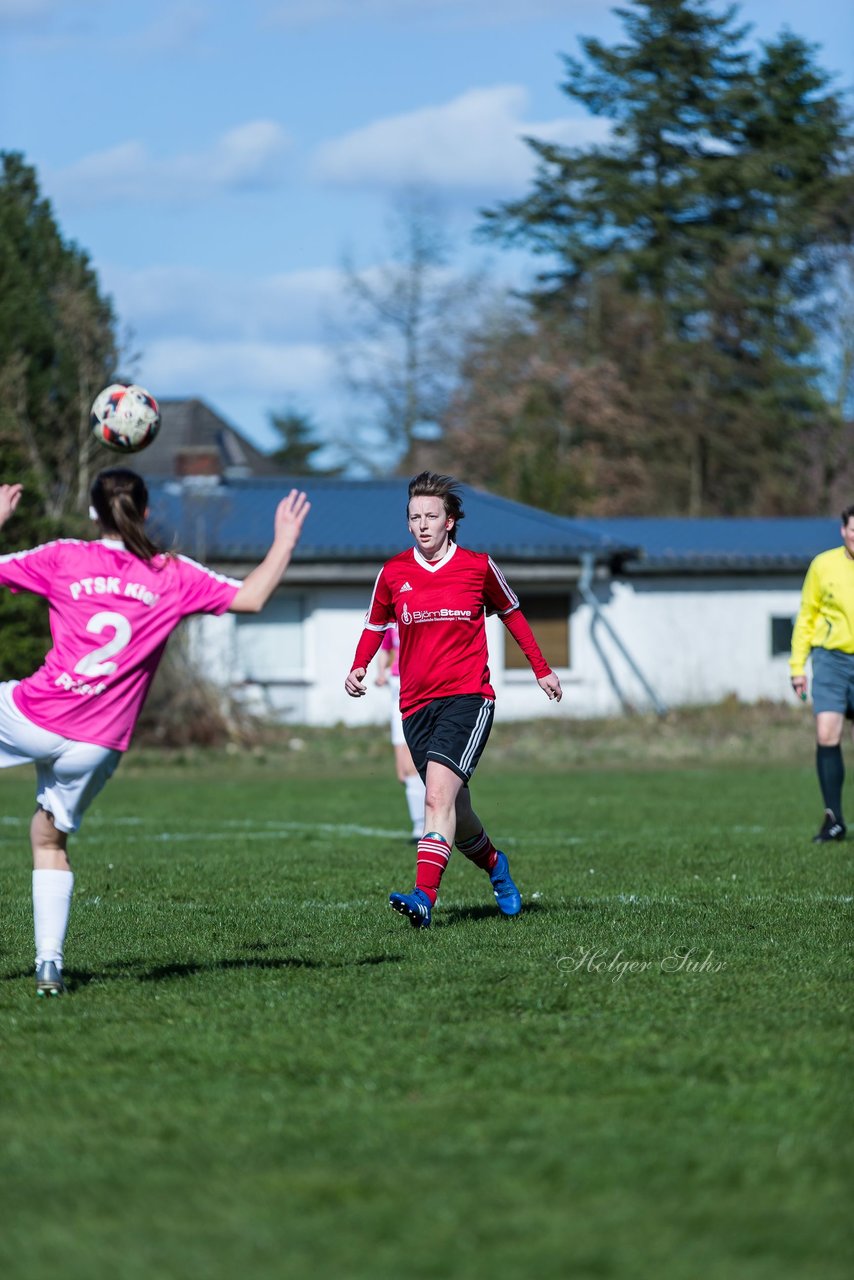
[91,383,161,453]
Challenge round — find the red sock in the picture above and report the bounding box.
[415,833,451,905]
[456,827,498,872]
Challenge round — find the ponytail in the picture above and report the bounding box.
[90,467,162,562]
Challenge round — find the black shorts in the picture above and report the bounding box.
[402,695,495,784]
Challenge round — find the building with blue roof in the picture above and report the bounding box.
[149,475,631,568]
[141,409,837,724]
[572,518,839,714]
[579,518,840,574]
[147,471,637,725]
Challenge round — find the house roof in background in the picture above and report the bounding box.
[581,518,841,572]
[147,477,632,566]
[143,454,842,575]
[139,399,281,479]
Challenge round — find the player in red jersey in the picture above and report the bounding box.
[345,471,562,928]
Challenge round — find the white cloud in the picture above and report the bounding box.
[140,337,334,399]
[89,258,346,448]
[52,120,291,207]
[132,3,210,53]
[99,261,342,434]
[101,263,344,343]
[133,338,340,452]
[312,85,611,193]
[206,121,290,187]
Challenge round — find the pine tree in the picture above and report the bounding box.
[480,0,854,513]
[268,409,341,475]
[0,152,121,670]
[0,151,120,519]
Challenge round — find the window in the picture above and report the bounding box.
[234,595,305,680]
[504,592,571,670]
[770,615,794,658]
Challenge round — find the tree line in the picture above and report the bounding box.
[0,152,128,670]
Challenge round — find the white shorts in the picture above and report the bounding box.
[0,682,121,833]
[388,676,406,748]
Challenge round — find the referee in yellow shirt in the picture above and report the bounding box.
[790,508,854,841]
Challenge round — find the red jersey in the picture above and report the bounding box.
[352,542,550,718]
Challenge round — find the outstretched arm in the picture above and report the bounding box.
[0,483,23,531]
[230,489,310,613]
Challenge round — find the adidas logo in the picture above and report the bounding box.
[399,581,413,592]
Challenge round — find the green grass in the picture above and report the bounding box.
[1,738,851,1280]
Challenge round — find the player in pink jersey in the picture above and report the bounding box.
[345,471,562,928]
[0,467,310,995]
[375,623,426,841]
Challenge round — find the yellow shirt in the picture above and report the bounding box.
[790,545,854,674]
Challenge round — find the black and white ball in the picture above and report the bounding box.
[91,384,161,454]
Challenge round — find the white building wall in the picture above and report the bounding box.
[185,573,805,726]
[566,574,803,715]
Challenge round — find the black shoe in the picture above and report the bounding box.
[813,810,847,843]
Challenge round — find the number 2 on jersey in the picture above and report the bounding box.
[74,611,132,677]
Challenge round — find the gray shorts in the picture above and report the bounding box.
[811,648,854,717]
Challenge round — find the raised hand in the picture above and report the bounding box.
[274,489,311,548]
[0,483,23,529]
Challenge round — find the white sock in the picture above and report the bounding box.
[404,773,426,836]
[32,869,74,968]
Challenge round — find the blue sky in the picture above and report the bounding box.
[2,0,852,456]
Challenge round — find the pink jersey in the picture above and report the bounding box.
[380,624,401,677]
[0,538,241,751]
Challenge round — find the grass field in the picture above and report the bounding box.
[1,715,851,1280]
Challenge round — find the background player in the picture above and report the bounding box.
[790,505,854,842]
[345,470,562,928]
[374,621,426,841]
[0,468,309,995]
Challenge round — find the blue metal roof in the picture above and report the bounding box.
[146,479,840,572]
[579,518,842,571]
[147,477,631,565]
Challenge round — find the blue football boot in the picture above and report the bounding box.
[389,888,432,928]
[489,851,522,916]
